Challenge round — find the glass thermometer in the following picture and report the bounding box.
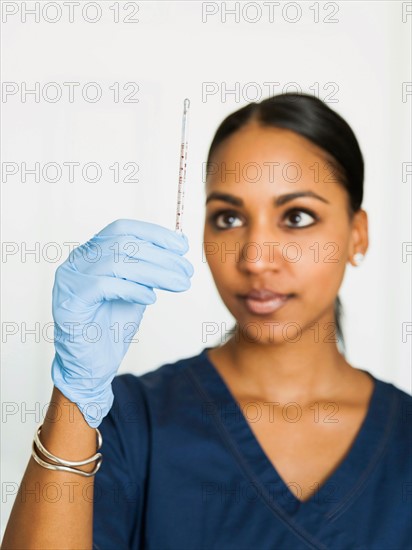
[175,98,190,233]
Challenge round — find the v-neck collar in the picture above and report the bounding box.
[187,347,398,527]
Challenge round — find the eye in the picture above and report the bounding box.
[210,210,244,230]
[284,208,318,228]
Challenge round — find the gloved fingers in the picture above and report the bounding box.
[68,254,192,293]
[74,274,158,305]
[94,219,189,255]
[72,235,193,278]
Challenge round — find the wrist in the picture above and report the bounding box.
[51,355,114,428]
[32,422,103,477]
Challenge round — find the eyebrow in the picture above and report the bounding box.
[205,190,330,207]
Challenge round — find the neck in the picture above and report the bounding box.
[213,314,351,403]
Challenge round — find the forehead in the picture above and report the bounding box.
[206,122,342,196]
[209,123,332,169]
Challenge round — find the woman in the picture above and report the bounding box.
[2,94,411,550]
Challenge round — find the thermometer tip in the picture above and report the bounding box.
[184,98,190,112]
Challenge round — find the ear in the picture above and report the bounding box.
[348,209,369,266]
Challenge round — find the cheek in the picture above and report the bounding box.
[296,217,350,263]
[295,234,349,298]
[205,252,231,292]
[203,225,236,284]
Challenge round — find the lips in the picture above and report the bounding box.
[239,288,294,315]
[244,289,291,301]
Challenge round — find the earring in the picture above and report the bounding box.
[353,252,365,266]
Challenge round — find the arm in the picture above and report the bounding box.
[1,219,193,550]
[2,387,97,549]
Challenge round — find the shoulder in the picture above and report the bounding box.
[97,350,208,473]
[371,375,411,449]
[374,372,411,405]
[366,376,412,508]
[113,347,207,386]
[111,348,208,411]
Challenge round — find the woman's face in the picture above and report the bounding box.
[203,122,368,345]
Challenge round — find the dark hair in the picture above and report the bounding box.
[206,93,365,354]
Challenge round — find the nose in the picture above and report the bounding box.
[237,223,286,275]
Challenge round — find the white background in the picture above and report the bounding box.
[1,0,411,535]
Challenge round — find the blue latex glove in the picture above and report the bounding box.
[51,219,194,428]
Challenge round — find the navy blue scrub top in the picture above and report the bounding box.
[93,347,412,550]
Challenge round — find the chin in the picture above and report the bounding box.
[229,299,337,347]
[229,312,305,346]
